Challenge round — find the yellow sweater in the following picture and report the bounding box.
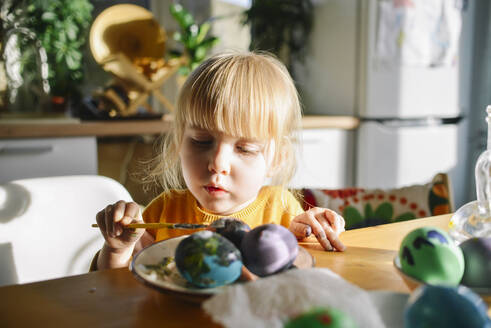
[142,186,303,241]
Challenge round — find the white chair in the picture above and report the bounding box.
[0,175,133,286]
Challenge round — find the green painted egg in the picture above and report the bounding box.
[399,226,464,285]
[459,237,491,288]
[284,307,357,328]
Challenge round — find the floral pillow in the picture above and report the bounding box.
[300,177,450,230]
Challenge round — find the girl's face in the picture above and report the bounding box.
[179,125,274,215]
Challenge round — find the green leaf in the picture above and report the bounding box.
[188,24,199,37]
[170,4,194,29]
[173,31,183,42]
[200,36,220,48]
[364,203,375,219]
[41,12,56,22]
[178,66,191,76]
[65,51,81,70]
[57,30,67,43]
[196,22,211,44]
[71,50,82,61]
[395,212,416,222]
[186,34,198,49]
[55,51,64,63]
[343,206,364,229]
[180,12,195,29]
[65,22,79,41]
[190,62,200,71]
[374,202,393,220]
[194,46,207,62]
[169,4,183,16]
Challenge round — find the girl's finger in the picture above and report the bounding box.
[104,204,115,238]
[112,201,126,223]
[122,202,141,225]
[316,213,346,251]
[289,221,312,239]
[323,210,345,235]
[96,210,106,234]
[303,210,333,251]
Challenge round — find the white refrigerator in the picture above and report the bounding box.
[299,0,472,208]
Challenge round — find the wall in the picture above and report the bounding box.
[296,0,359,116]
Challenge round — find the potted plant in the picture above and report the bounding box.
[24,0,93,110]
[242,0,313,79]
[169,3,220,78]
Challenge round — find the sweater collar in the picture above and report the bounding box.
[192,187,272,223]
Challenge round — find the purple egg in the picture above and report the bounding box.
[240,223,298,277]
[459,237,491,288]
[211,217,251,249]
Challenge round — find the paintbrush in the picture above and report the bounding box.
[91,222,214,230]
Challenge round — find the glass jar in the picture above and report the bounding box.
[449,105,491,242]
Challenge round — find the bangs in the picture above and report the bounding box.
[176,53,297,141]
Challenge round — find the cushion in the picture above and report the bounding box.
[299,174,451,230]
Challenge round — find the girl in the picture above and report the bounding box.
[94,52,345,271]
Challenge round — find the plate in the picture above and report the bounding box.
[131,235,315,300]
[393,255,491,295]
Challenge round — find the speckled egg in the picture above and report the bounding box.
[174,231,243,288]
[211,217,251,249]
[399,226,464,285]
[284,307,357,328]
[404,285,491,328]
[240,223,298,277]
[459,237,491,288]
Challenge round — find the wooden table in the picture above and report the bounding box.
[0,214,488,327]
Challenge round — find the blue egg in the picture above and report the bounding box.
[404,285,491,328]
[175,231,243,288]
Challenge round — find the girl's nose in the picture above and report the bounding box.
[208,143,231,175]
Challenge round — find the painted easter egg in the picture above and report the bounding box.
[174,231,242,288]
[404,285,491,328]
[240,223,298,277]
[459,237,491,288]
[399,226,464,285]
[211,217,251,249]
[284,307,357,328]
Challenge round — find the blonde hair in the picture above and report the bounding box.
[148,51,302,193]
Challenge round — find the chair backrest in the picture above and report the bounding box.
[0,175,133,286]
[299,173,452,230]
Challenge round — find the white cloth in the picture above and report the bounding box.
[202,268,386,328]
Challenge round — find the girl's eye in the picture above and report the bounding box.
[237,145,260,154]
[191,138,213,147]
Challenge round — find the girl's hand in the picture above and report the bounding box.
[289,207,346,252]
[96,200,145,251]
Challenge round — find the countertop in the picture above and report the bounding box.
[0,115,359,138]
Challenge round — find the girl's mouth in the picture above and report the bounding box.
[204,186,227,194]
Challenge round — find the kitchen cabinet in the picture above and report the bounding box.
[290,128,355,189]
[0,137,97,184]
